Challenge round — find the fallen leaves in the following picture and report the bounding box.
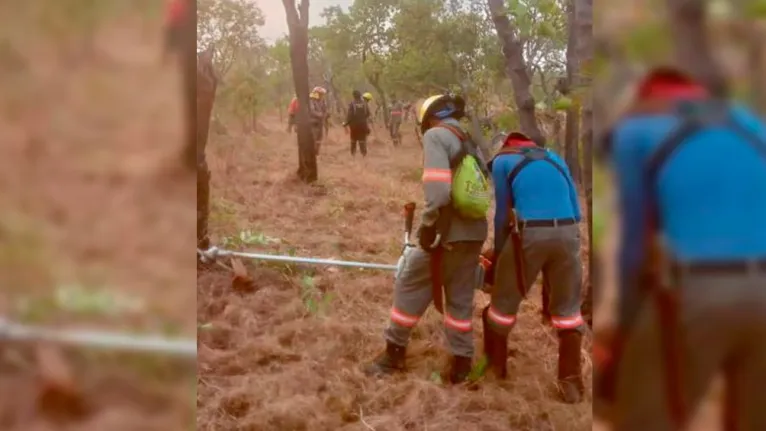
[230,257,256,293]
[35,344,88,421]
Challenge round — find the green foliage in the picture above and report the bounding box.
[495,110,520,131]
[198,0,268,124]
[198,0,569,133]
[744,0,766,17]
[552,96,573,110]
[622,21,671,62]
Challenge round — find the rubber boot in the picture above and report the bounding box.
[557,330,585,403]
[363,341,406,377]
[541,279,552,325]
[481,306,508,379]
[448,356,473,384]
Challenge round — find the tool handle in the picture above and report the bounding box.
[403,202,416,237]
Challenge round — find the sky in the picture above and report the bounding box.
[255,0,354,42]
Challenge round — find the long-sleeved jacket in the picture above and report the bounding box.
[491,147,581,254]
[611,100,766,330]
[309,98,326,124]
[419,117,488,244]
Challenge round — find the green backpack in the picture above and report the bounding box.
[437,124,491,219]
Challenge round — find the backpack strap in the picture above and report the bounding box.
[643,103,766,230]
[505,148,574,210]
[432,123,474,170]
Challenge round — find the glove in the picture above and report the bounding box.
[480,248,496,285]
[593,326,623,418]
[417,225,438,251]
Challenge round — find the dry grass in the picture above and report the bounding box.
[0,1,195,430]
[197,116,593,430]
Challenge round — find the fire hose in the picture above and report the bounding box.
[198,202,490,292]
[0,317,197,359]
[197,247,399,271]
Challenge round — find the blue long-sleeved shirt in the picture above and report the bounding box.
[611,102,766,329]
[491,149,581,253]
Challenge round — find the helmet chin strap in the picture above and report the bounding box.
[434,103,456,119]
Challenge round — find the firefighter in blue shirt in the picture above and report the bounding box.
[597,66,766,430]
[482,132,585,403]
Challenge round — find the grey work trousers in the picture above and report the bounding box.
[486,224,584,334]
[384,241,483,358]
[614,270,766,431]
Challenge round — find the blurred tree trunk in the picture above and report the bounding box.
[746,23,766,114]
[575,0,593,325]
[197,46,218,252]
[283,0,318,183]
[180,0,197,171]
[664,0,727,96]
[563,0,581,184]
[487,0,545,146]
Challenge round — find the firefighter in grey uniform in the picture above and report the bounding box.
[364,94,488,383]
[482,132,585,403]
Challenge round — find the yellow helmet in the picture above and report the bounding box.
[362,92,373,101]
[417,94,465,134]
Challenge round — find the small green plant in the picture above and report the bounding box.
[299,275,334,317]
[220,229,280,248]
[429,371,443,385]
[467,356,488,382]
[14,283,145,323]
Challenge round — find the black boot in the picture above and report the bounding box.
[448,355,473,384]
[363,341,406,376]
[541,279,552,325]
[481,306,508,379]
[557,330,585,403]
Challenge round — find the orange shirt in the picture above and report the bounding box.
[288,97,299,115]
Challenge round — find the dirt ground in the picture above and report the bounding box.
[0,2,196,430]
[197,116,593,430]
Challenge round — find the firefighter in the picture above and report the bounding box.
[363,93,488,383]
[597,66,766,430]
[481,132,585,403]
[388,99,404,146]
[343,90,371,157]
[287,95,299,133]
[309,87,328,154]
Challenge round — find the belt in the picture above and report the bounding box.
[670,259,766,276]
[520,218,577,228]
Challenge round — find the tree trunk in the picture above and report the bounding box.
[283,0,318,183]
[197,47,218,252]
[487,0,545,146]
[575,0,593,325]
[564,0,581,184]
[746,23,766,114]
[366,69,389,129]
[167,0,197,171]
[664,0,727,96]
